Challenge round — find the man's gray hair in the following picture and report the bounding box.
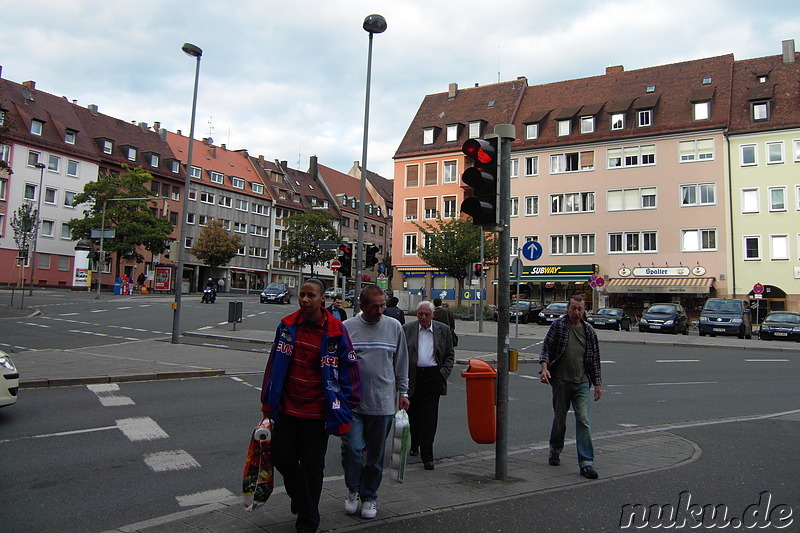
[417,300,435,314]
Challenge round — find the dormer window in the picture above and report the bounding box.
[65,130,77,144]
[446,124,459,142]
[423,127,435,145]
[341,194,348,206]
[610,113,625,130]
[126,147,137,161]
[637,109,652,127]
[31,120,44,136]
[580,116,595,134]
[557,119,571,136]
[190,165,202,179]
[210,171,224,184]
[148,153,159,167]
[231,177,245,189]
[693,101,710,121]
[251,182,264,194]
[525,123,539,140]
[170,160,180,173]
[102,140,113,154]
[752,101,769,122]
[468,121,482,139]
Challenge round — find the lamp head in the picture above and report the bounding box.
[35,163,46,169]
[363,14,387,34]
[182,43,203,58]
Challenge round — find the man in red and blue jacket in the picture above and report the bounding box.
[261,279,360,533]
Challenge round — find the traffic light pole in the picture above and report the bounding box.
[494,124,515,481]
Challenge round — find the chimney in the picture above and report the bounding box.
[221,144,226,150]
[88,104,99,114]
[259,155,265,165]
[782,39,796,64]
[153,121,161,131]
[138,122,148,131]
[159,128,167,141]
[0,66,3,78]
[309,155,318,179]
[23,80,36,90]
[177,129,182,136]
[448,83,458,100]
[606,65,624,75]
[280,160,288,170]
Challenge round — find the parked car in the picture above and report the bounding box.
[343,290,355,307]
[538,301,568,325]
[324,287,343,299]
[698,298,752,339]
[638,303,689,334]
[494,300,543,324]
[0,350,19,407]
[758,311,800,342]
[586,307,631,331]
[260,282,291,304]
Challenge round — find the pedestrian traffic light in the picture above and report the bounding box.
[365,244,379,268]
[460,137,499,227]
[474,262,483,278]
[338,244,352,278]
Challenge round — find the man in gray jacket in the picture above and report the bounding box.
[341,285,409,519]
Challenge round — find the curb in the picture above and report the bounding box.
[19,369,225,389]
[183,331,268,344]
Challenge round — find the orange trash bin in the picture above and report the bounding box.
[461,358,497,444]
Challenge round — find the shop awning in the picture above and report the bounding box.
[605,277,714,294]
[231,267,270,274]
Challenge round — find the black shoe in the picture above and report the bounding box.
[423,461,434,470]
[548,452,560,466]
[409,446,419,457]
[580,466,598,479]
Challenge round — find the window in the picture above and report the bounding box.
[126,147,137,161]
[0,178,6,200]
[679,139,714,161]
[510,158,519,179]
[741,188,759,213]
[47,154,60,172]
[610,112,625,130]
[766,141,784,164]
[252,182,264,194]
[793,140,800,162]
[580,116,595,134]
[405,165,419,187]
[550,151,594,173]
[0,144,9,163]
[24,183,36,201]
[41,220,54,237]
[210,171,224,184]
[405,198,418,221]
[102,140,113,154]
[607,145,655,168]
[681,228,717,251]
[526,123,539,140]
[681,183,716,206]
[187,188,197,201]
[423,197,437,219]
[443,161,457,184]
[252,203,269,216]
[232,177,245,189]
[770,235,789,260]
[423,128,434,145]
[607,187,657,211]
[446,124,458,142]
[442,196,457,218]
[67,160,79,177]
[740,144,757,166]
[507,197,519,217]
[609,231,658,253]
[186,213,195,225]
[404,233,418,256]
[743,236,761,260]
[31,120,44,135]
[235,199,249,211]
[65,130,76,144]
[148,153,159,167]
[693,101,710,121]
[218,196,232,208]
[550,233,595,255]
[550,191,595,214]
[44,187,57,205]
[557,119,571,136]
[233,222,247,233]
[752,101,769,122]
[524,195,539,216]
[190,166,202,179]
[637,109,652,127]
[171,160,181,173]
[524,156,539,176]
[61,223,72,240]
[468,121,481,139]
[769,187,786,211]
[28,150,41,166]
[510,236,519,255]
[423,162,437,186]
[199,191,215,204]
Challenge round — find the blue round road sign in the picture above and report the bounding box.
[753,283,764,294]
[521,240,543,261]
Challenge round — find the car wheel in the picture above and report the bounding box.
[699,330,706,337]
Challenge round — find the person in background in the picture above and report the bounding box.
[327,295,348,322]
[260,278,361,532]
[432,298,457,347]
[382,296,405,324]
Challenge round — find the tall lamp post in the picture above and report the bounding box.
[354,14,386,312]
[28,162,46,295]
[172,42,203,344]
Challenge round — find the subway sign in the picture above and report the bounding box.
[507,264,598,282]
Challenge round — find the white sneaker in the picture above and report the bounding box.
[361,500,377,519]
[344,492,360,514]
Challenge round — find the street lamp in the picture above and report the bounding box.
[172,42,203,344]
[28,162,46,295]
[354,14,386,312]
[95,197,150,299]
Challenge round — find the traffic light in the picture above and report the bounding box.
[338,244,352,278]
[474,262,483,278]
[460,137,499,227]
[365,244,379,268]
[163,241,179,261]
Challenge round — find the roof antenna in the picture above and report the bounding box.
[497,44,501,83]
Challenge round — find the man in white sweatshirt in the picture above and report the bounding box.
[341,284,409,519]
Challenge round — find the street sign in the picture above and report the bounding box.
[90,229,115,239]
[330,260,341,272]
[753,283,765,294]
[521,240,543,261]
[316,240,340,250]
[595,277,605,287]
[511,257,523,278]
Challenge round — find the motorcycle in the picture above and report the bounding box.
[201,287,216,303]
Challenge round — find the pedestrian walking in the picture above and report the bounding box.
[539,294,602,479]
[340,285,409,519]
[327,295,348,322]
[382,296,405,324]
[403,300,454,470]
[260,278,361,532]
[432,297,457,346]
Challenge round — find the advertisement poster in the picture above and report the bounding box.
[73,268,90,288]
[154,267,172,291]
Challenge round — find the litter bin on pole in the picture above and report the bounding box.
[461,358,497,444]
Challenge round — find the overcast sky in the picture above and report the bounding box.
[3,1,797,179]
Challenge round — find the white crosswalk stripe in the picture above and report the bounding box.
[144,450,200,472]
[87,383,135,406]
[116,417,169,441]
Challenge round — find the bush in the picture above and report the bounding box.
[452,304,493,321]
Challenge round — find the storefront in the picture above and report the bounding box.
[230,267,269,294]
[605,271,715,319]
[507,264,599,308]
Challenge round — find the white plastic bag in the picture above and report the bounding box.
[390,409,410,483]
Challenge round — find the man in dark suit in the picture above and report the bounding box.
[403,300,455,470]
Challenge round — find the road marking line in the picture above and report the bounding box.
[116,417,169,441]
[0,425,116,444]
[118,306,132,310]
[745,359,789,362]
[602,360,616,364]
[91,309,108,313]
[144,450,200,472]
[607,381,717,387]
[20,322,50,328]
[202,343,228,348]
[87,383,136,406]
[58,313,79,316]
[176,488,235,507]
[655,359,700,363]
[216,321,227,326]
[197,326,213,330]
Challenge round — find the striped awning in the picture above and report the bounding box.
[605,277,714,294]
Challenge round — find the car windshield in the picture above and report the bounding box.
[597,309,621,316]
[648,305,675,314]
[510,302,531,310]
[265,283,283,291]
[546,302,567,311]
[764,313,800,324]
[704,300,740,313]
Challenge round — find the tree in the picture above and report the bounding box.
[10,203,38,287]
[278,210,339,277]
[190,219,242,269]
[414,216,498,306]
[68,166,175,277]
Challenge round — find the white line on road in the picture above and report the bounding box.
[87,383,136,406]
[116,417,169,441]
[607,381,717,387]
[0,425,116,444]
[197,326,213,330]
[745,359,789,362]
[602,360,617,364]
[19,322,50,328]
[176,489,236,507]
[216,321,228,326]
[91,309,108,313]
[655,359,700,363]
[58,313,79,316]
[117,306,132,310]
[202,343,228,348]
[144,450,200,472]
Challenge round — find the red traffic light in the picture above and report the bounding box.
[463,138,496,165]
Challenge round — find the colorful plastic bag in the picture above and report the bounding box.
[390,409,410,483]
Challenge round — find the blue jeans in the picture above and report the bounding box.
[549,379,594,467]
[341,413,394,502]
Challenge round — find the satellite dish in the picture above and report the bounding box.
[22,88,35,102]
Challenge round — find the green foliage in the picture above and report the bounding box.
[68,166,175,276]
[10,202,38,256]
[190,219,242,268]
[278,210,339,276]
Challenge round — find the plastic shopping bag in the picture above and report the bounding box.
[242,418,274,510]
[390,409,410,483]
